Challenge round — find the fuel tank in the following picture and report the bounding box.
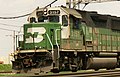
[98,53,117,57]
[86,57,117,70]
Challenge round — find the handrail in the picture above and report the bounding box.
[46,33,54,60]
[55,29,61,58]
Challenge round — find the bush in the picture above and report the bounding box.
[0,64,12,71]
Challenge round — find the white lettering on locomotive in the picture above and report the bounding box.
[25,27,46,43]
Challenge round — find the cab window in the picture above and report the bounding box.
[48,16,59,22]
[38,16,44,22]
[62,15,68,26]
[73,18,80,29]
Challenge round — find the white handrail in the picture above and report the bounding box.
[46,33,54,60]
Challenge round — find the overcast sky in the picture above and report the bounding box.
[0,0,120,57]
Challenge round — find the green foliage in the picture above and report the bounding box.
[0,64,12,71]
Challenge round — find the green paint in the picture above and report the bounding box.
[20,23,61,50]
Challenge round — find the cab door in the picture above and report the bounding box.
[70,16,82,49]
[61,15,70,39]
[61,15,71,49]
[61,15,82,50]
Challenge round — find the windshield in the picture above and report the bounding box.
[38,15,59,23]
[48,16,59,22]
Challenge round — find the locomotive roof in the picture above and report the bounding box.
[27,6,82,21]
[61,7,82,18]
[28,6,120,23]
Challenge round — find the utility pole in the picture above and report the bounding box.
[6,30,16,53]
[66,0,120,9]
[66,0,71,8]
[66,0,81,9]
[73,0,76,8]
[13,30,15,52]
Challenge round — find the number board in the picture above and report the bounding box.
[36,11,44,17]
[48,10,60,15]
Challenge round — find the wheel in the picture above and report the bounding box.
[106,68,110,70]
[51,67,59,73]
[94,69,99,71]
[71,65,77,72]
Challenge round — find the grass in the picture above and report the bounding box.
[0,74,28,76]
[0,64,12,72]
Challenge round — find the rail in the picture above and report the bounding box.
[1,69,120,76]
[32,69,120,77]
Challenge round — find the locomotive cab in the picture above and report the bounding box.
[13,7,84,73]
[26,7,83,50]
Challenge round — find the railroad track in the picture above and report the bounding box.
[0,71,12,73]
[0,71,15,75]
[1,69,120,77]
[31,69,120,77]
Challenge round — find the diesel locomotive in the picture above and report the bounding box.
[11,6,120,73]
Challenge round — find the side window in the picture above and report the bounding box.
[73,18,80,29]
[62,15,68,26]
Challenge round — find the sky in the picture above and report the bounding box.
[0,0,120,57]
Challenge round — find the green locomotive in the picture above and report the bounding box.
[12,6,120,73]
